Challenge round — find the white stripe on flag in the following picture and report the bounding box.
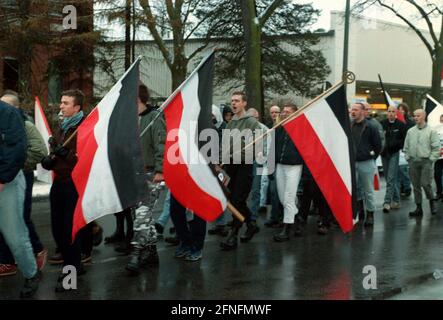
[426,95,443,128]
[179,74,227,209]
[304,99,352,194]
[34,99,52,184]
[81,82,123,223]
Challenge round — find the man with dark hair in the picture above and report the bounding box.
[0,100,41,298]
[41,89,92,291]
[220,91,262,250]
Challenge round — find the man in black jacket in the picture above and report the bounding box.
[380,106,406,213]
[350,103,382,226]
[0,100,40,298]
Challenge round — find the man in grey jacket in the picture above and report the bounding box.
[404,109,441,216]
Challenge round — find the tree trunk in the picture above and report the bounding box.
[171,61,187,92]
[240,0,263,117]
[431,54,443,102]
[124,0,131,71]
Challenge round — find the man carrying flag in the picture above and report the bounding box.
[40,89,93,292]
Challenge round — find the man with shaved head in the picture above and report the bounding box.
[404,109,441,217]
[380,106,406,213]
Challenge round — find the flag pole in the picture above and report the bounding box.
[227,202,245,222]
[139,49,216,138]
[237,71,356,157]
[61,56,144,148]
[378,73,390,108]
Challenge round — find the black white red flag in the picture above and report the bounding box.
[71,58,146,239]
[282,85,357,232]
[162,52,228,221]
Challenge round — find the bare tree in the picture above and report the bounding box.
[355,0,443,101]
[138,0,217,91]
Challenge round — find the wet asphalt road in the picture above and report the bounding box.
[1,182,443,300]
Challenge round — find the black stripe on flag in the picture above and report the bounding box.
[425,97,437,121]
[108,60,147,207]
[325,85,357,219]
[197,53,215,137]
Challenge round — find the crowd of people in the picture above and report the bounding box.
[0,85,441,299]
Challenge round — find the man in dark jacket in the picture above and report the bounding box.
[380,106,406,213]
[0,100,40,298]
[350,103,382,226]
[41,89,92,291]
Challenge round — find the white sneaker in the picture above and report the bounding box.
[383,203,390,213]
[391,202,400,209]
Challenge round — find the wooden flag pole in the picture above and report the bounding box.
[236,71,356,158]
[227,202,245,222]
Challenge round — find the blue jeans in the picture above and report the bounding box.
[0,171,37,279]
[381,152,400,204]
[249,163,264,221]
[398,165,412,193]
[0,171,44,264]
[356,160,376,212]
[157,190,170,227]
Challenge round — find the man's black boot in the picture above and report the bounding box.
[430,199,438,215]
[140,245,159,267]
[240,221,259,243]
[364,211,374,227]
[220,225,240,250]
[126,246,141,274]
[273,223,291,242]
[409,204,423,217]
[105,214,125,244]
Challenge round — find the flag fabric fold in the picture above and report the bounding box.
[34,97,53,184]
[378,74,405,123]
[282,85,356,233]
[425,94,443,159]
[71,58,146,239]
[162,52,228,222]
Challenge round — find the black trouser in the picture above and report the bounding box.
[0,171,44,264]
[269,176,283,222]
[225,163,254,228]
[50,179,82,269]
[435,159,443,195]
[170,196,206,251]
[299,176,333,225]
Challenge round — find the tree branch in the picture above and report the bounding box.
[376,0,434,58]
[259,0,285,29]
[406,0,439,47]
[139,0,172,68]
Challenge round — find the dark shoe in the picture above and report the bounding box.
[48,251,63,265]
[430,199,438,215]
[220,226,239,250]
[293,218,303,237]
[141,245,159,267]
[154,223,164,235]
[382,203,390,213]
[20,271,41,298]
[92,223,103,247]
[185,248,202,262]
[115,241,132,255]
[409,205,423,217]
[240,221,259,243]
[208,225,228,237]
[104,232,125,244]
[273,223,291,242]
[174,244,192,258]
[364,211,374,227]
[165,235,180,246]
[126,247,141,274]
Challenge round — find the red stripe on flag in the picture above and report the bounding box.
[163,93,224,221]
[374,172,380,191]
[396,110,405,123]
[71,108,100,240]
[35,96,52,135]
[284,115,353,233]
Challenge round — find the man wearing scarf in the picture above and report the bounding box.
[41,89,91,292]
